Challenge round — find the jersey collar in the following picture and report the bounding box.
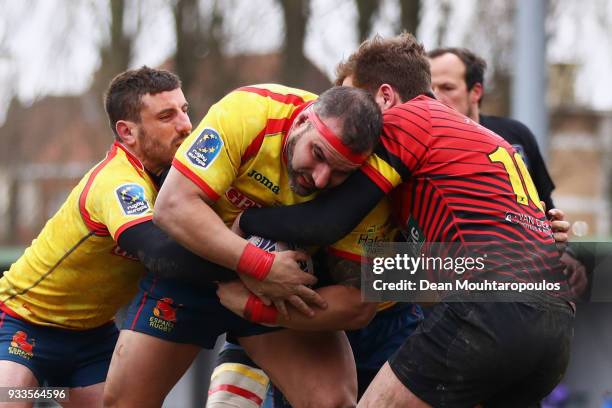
[113,141,147,174]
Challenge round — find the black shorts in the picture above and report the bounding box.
[388,292,574,408]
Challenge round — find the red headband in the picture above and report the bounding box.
[306,107,369,165]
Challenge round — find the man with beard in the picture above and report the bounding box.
[104,84,387,408]
[234,35,575,407]
[0,66,195,407]
[207,40,574,408]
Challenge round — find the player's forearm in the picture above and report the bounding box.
[154,171,247,271]
[239,170,385,246]
[277,285,377,331]
[118,221,235,284]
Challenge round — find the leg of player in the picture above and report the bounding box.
[62,383,105,408]
[0,361,38,408]
[239,330,356,408]
[206,342,271,408]
[357,362,431,408]
[102,331,200,408]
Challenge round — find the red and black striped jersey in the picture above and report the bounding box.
[362,95,566,287]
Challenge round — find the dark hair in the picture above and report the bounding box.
[104,66,181,138]
[427,47,487,92]
[335,33,431,103]
[313,86,382,154]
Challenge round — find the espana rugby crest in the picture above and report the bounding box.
[116,183,150,216]
[186,127,223,169]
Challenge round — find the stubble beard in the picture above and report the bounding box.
[285,129,314,197]
[137,126,174,175]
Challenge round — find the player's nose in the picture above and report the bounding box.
[176,112,192,134]
[312,164,331,189]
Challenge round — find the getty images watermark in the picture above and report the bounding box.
[361,242,569,303]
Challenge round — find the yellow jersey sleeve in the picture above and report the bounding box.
[83,149,157,241]
[172,90,270,201]
[0,143,150,329]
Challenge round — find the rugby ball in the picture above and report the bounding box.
[246,235,314,275]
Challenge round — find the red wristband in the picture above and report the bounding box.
[237,243,275,280]
[243,294,278,324]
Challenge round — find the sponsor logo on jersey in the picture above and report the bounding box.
[398,216,425,255]
[150,297,178,332]
[403,217,425,244]
[358,221,395,246]
[8,331,34,359]
[358,233,386,245]
[116,184,150,216]
[247,169,280,194]
[504,211,551,234]
[186,128,223,169]
[225,187,263,210]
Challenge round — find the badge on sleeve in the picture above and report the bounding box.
[115,183,150,216]
[185,127,223,169]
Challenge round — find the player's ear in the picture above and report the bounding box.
[469,82,483,105]
[375,84,400,110]
[116,120,136,146]
[293,109,310,129]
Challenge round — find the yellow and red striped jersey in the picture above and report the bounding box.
[172,84,396,263]
[0,142,154,329]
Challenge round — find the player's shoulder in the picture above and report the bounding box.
[206,84,316,132]
[225,84,317,107]
[382,94,440,136]
[88,143,154,195]
[384,94,454,122]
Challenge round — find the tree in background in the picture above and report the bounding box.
[0,0,138,244]
[460,0,515,116]
[277,0,310,87]
[174,0,205,94]
[91,0,133,94]
[355,0,421,41]
[356,0,380,41]
[399,0,421,36]
[173,0,233,117]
